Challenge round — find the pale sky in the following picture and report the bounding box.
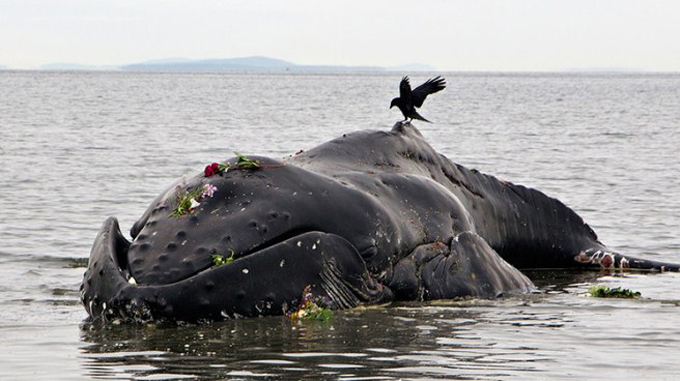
[1,0,679,71]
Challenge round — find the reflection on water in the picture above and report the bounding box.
[77,271,680,380]
[80,300,530,380]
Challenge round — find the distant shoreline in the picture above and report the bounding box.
[2,69,678,75]
[3,55,676,74]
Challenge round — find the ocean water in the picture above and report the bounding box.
[1,71,679,380]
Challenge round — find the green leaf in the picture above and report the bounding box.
[211,249,235,266]
[234,152,260,169]
[170,187,204,217]
[313,308,333,321]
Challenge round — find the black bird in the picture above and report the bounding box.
[390,76,446,123]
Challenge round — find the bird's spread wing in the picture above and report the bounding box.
[399,76,411,99]
[411,76,446,108]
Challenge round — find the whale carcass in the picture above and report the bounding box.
[81,123,678,322]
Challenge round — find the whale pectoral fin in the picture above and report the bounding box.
[388,233,534,301]
[433,232,535,298]
[386,242,447,301]
[575,248,680,271]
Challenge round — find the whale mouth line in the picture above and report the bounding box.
[238,227,327,260]
[183,228,334,282]
[117,225,341,287]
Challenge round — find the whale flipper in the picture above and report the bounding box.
[387,232,534,301]
[575,248,680,271]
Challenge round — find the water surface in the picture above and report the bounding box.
[1,71,679,380]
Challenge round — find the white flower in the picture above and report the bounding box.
[189,198,201,209]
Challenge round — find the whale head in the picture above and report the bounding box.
[81,154,401,322]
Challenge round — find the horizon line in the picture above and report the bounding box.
[3,68,680,74]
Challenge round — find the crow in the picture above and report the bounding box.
[390,76,446,123]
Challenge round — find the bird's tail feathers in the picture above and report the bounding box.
[411,111,431,123]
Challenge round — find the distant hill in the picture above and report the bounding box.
[122,56,292,71]
[121,56,386,72]
[40,63,120,71]
[0,65,8,70]
[33,56,438,73]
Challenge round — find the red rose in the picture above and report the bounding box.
[204,162,221,177]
